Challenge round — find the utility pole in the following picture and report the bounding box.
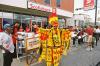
[95,0,98,25]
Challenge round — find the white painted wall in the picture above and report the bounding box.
[57,8,73,17]
[0,0,27,8]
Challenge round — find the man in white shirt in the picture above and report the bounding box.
[0,24,15,66]
[71,29,77,46]
[94,26,100,46]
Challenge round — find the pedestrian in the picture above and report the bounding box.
[0,22,3,32]
[94,26,100,46]
[85,25,94,51]
[12,22,19,58]
[71,29,77,47]
[77,29,84,45]
[0,24,15,66]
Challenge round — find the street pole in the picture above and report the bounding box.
[95,0,98,26]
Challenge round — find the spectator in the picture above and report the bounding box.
[12,22,19,58]
[25,25,31,32]
[33,24,39,34]
[19,26,24,32]
[77,29,84,45]
[94,26,100,46]
[85,25,94,51]
[13,22,19,34]
[71,29,77,47]
[0,24,15,66]
[0,22,3,32]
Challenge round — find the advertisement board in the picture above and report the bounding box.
[26,33,40,50]
[84,0,94,10]
[26,38,40,50]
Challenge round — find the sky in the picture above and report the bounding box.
[74,0,100,22]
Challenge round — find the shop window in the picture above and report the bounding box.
[3,18,13,26]
[44,0,50,5]
[13,14,21,28]
[57,0,61,7]
[14,14,48,32]
[2,12,13,26]
[14,14,32,31]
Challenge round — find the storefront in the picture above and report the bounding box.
[0,0,73,31]
[0,2,50,31]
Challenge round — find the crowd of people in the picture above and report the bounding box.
[0,22,39,66]
[0,22,100,66]
[71,25,100,51]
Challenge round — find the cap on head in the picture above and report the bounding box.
[3,24,11,30]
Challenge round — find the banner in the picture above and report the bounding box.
[26,33,40,50]
[84,0,94,10]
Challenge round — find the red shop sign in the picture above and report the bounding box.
[28,1,51,12]
[84,0,94,10]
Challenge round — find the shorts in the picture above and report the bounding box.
[87,35,93,42]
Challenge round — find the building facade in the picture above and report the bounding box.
[0,0,74,29]
[72,14,92,27]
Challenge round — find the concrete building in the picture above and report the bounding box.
[0,0,74,28]
[71,14,92,27]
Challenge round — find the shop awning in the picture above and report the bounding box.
[0,4,67,18]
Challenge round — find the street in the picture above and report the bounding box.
[60,41,100,66]
[1,40,100,66]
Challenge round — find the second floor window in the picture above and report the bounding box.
[44,0,50,5]
[57,0,61,7]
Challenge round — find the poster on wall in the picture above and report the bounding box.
[84,0,94,10]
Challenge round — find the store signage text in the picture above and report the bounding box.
[28,1,51,12]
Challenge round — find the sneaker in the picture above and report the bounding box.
[90,47,93,51]
[86,48,90,51]
[72,45,76,47]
